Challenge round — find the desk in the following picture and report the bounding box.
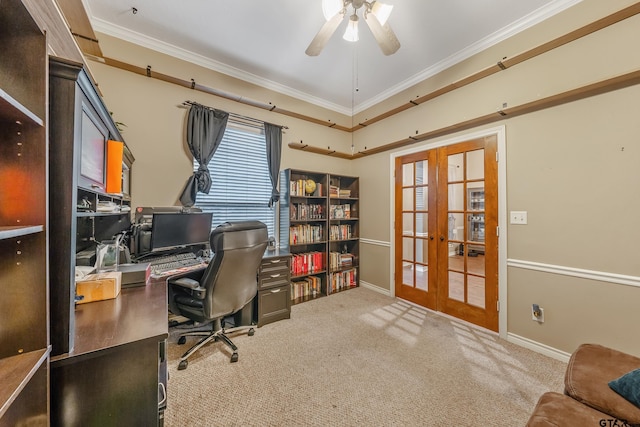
[50,282,168,426]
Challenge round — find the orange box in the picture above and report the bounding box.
[105,140,124,193]
[76,271,122,304]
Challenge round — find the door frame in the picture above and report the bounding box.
[389,125,508,337]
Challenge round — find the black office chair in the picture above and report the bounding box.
[167,221,268,370]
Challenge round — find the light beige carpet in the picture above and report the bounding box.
[164,287,565,426]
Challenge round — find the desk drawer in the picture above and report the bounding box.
[257,284,291,327]
[259,255,290,290]
[259,271,289,290]
[259,256,289,273]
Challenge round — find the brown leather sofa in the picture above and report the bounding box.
[527,343,640,426]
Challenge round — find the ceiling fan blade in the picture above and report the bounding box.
[305,12,344,56]
[364,12,400,55]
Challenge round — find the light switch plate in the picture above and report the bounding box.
[510,211,528,224]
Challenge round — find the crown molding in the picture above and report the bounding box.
[86,0,582,117]
[90,17,354,116]
[354,0,583,113]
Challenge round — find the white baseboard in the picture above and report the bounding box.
[506,333,571,362]
[359,281,392,297]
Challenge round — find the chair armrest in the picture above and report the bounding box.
[169,277,206,299]
[171,277,200,289]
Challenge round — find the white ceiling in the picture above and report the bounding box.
[83,0,581,115]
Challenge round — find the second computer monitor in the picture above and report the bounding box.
[150,212,213,253]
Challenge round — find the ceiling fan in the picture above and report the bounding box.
[306,0,401,56]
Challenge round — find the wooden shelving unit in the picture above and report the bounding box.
[0,1,49,424]
[280,169,360,305]
[327,174,360,294]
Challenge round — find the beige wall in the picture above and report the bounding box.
[89,0,640,357]
[87,35,356,209]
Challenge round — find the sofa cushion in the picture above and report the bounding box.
[565,343,640,424]
[526,392,609,426]
[609,368,640,408]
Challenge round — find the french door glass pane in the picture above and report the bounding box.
[448,154,464,181]
[402,163,414,186]
[448,271,465,302]
[467,213,485,243]
[468,275,485,308]
[416,160,427,185]
[416,213,427,235]
[403,188,414,210]
[416,265,428,291]
[448,183,464,210]
[402,237,414,262]
[416,186,428,210]
[448,251,463,272]
[466,149,484,181]
[416,238,428,264]
[402,213,414,236]
[468,183,485,210]
[402,261,414,287]
[450,213,464,241]
[467,253,485,277]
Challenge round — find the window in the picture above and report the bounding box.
[194,120,276,238]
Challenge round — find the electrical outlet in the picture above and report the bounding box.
[510,211,528,224]
[532,304,544,322]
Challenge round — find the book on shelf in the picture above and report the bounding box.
[328,268,357,293]
[329,204,351,219]
[292,203,324,220]
[329,252,354,270]
[291,252,324,276]
[289,224,324,245]
[329,224,352,240]
[290,179,323,197]
[291,275,322,300]
[339,189,351,198]
[329,185,339,198]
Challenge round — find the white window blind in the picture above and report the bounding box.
[194,121,276,237]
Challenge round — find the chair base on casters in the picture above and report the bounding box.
[176,318,255,370]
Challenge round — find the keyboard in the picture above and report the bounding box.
[148,252,207,275]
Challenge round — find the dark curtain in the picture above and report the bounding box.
[179,104,229,206]
[264,123,283,207]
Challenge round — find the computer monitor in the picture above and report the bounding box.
[149,212,213,253]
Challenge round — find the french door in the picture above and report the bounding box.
[394,136,498,331]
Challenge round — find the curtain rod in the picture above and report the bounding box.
[182,101,288,129]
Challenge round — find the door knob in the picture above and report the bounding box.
[440,236,445,241]
[429,235,434,240]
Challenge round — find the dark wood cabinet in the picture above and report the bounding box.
[49,58,133,356]
[50,283,168,427]
[48,55,166,427]
[257,252,291,327]
[0,0,49,423]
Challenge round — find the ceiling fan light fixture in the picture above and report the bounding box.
[343,14,359,42]
[322,0,343,20]
[307,0,400,56]
[370,1,393,25]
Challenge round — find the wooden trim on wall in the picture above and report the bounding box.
[55,0,103,58]
[356,1,640,129]
[293,69,640,159]
[84,2,640,158]
[98,56,352,132]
